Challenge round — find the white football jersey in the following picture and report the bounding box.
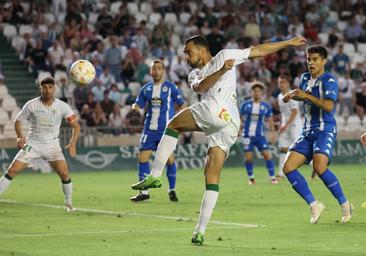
[277,92,301,126]
[16,97,76,145]
[188,49,251,124]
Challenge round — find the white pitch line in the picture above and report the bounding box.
[0,199,264,228]
[0,226,249,238]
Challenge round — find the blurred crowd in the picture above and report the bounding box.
[2,0,366,135]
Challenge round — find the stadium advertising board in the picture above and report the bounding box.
[0,140,365,172]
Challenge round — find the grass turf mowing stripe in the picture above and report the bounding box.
[0,199,264,228]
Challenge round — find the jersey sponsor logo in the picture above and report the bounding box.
[218,108,231,122]
[67,114,77,123]
[150,97,162,108]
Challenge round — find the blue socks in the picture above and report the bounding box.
[166,162,177,190]
[138,162,150,181]
[265,159,275,177]
[286,169,316,205]
[319,169,347,205]
[245,161,254,177]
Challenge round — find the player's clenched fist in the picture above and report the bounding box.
[220,59,235,74]
[16,137,26,149]
[289,36,307,47]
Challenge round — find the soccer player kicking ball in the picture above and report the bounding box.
[283,45,352,224]
[239,81,277,185]
[132,35,306,245]
[361,132,366,209]
[130,59,186,202]
[0,77,80,211]
[276,75,302,180]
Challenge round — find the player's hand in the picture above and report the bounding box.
[361,132,366,145]
[220,59,235,74]
[279,124,288,134]
[289,36,307,47]
[65,143,77,158]
[16,137,26,149]
[282,91,294,103]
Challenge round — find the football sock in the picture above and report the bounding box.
[0,173,12,195]
[319,169,347,205]
[245,161,254,178]
[62,179,73,206]
[278,152,286,176]
[166,162,177,191]
[138,162,150,181]
[286,170,316,205]
[151,128,179,178]
[194,184,219,234]
[266,159,275,178]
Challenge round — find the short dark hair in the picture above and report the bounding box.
[278,74,290,82]
[184,35,209,50]
[307,45,328,59]
[251,81,265,90]
[151,59,165,68]
[40,76,55,86]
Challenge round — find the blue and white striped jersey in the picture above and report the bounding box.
[299,72,338,133]
[240,100,272,137]
[135,80,185,131]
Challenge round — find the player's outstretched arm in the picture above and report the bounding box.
[14,119,26,149]
[249,36,306,58]
[192,59,234,93]
[65,119,80,157]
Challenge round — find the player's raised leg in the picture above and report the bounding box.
[192,146,226,245]
[49,160,74,211]
[131,107,201,190]
[166,155,178,201]
[283,151,324,224]
[312,153,352,223]
[244,151,255,184]
[0,160,28,195]
[261,150,277,184]
[130,150,152,202]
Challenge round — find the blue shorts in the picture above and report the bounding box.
[289,130,336,164]
[242,136,269,152]
[139,130,164,151]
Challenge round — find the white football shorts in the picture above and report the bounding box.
[279,123,302,148]
[14,143,66,164]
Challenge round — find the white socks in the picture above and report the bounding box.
[151,129,179,178]
[194,186,219,234]
[278,152,287,177]
[0,174,12,195]
[62,180,73,206]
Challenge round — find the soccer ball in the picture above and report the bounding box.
[69,60,96,85]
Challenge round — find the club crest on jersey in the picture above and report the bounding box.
[162,86,168,92]
[218,108,231,122]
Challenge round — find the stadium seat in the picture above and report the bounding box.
[127,2,139,15]
[11,35,25,55]
[357,43,366,54]
[3,24,17,40]
[164,13,178,26]
[0,109,9,125]
[110,1,122,15]
[37,71,52,83]
[44,12,56,26]
[19,25,33,36]
[343,43,356,54]
[337,21,347,31]
[3,123,17,139]
[135,12,147,23]
[38,24,48,33]
[188,2,198,12]
[20,2,30,14]
[0,85,9,100]
[10,107,21,122]
[57,12,66,23]
[328,11,339,23]
[140,2,152,14]
[171,34,182,48]
[88,12,99,25]
[173,24,184,36]
[149,12,162,25]
[179,12,192,24]
[2,96,17,112]
[318,33,328,45]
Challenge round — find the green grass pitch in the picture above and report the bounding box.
[0,164,365,256]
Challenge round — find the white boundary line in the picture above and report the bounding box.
[0,199,264,228]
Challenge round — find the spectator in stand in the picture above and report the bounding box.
[356,83,366,125]
[26,40,52,76]
[332,45,350,76]
[288,55,304,80]
[113,4,129,36]
[288,15,304,36]
[9,0,28,24]
[104,35,122,82]
[338,73,356,123]
[91,81,106,103]
[225,36,239,49]
[97,6,113,38]
[73,84,88,112]
[121,54,136,85]
[108,84,121,104]
[91,41,105,64]
[86,32,102,53]
[108,104,124,135]
[48,40,64,69]
[327,27,339,49]
[184,18,199,39]
[100,90,115,117]
[345,17,364,44]
[80,104,95,126]
[206,25,225,56]
[85,92,97,110]
[169,55,190,84]
[245,14,261,41]
[98,66,115,89]
[92,103,108,127]
[125,107,142,135]
[136,57,150,84]
[133,27,149,56]
[55,76,73,103]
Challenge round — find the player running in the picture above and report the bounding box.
[132,35,306,245]
[0,77,80,211]
[282,45,352,224]
[239,81,277,185]
[130,59,185,202]
[276,75,302,180]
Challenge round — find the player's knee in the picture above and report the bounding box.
[312,163,327,174]
[282,161,293,174]
[166,120,180,132]
[167,157,175,165]
[58,171,70,181]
